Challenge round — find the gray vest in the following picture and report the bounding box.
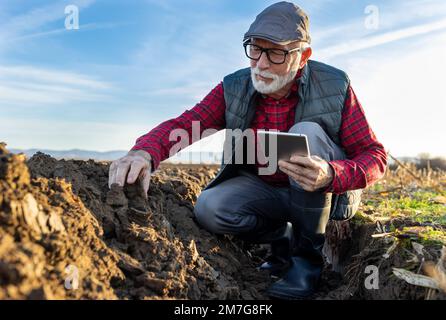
[205,60,362,221]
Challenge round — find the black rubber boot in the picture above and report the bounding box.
[267,189,331,299]
[267,256,323,299]
[238,220,294,277]
[257,222,294,276]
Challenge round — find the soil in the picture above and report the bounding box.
[0,144,270,299]
[0,143,444,300]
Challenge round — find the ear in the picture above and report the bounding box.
[299,47,312,69]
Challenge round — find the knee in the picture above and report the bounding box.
[194,189,218,232]
[194,189,233,234]
[193,189,257,235]
[288,121,325,137]
[289,121,345,162]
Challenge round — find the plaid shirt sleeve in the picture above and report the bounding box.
[327,86,387,194]
[130,82,226,170]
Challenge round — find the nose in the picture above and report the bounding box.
[256,51,270,70]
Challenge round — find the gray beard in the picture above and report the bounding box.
[251,66,298,94]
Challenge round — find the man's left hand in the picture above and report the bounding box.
[278,155,334,192]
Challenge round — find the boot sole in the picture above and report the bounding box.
[267,288,315,300]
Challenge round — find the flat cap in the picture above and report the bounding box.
[244,1,311,45]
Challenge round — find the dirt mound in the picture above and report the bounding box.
[0,144,123,299]
[0,144,269,299]
[1,143,444,300]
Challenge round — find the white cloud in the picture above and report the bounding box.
[8,21,131,43]
[0,65,113,105]
[0,65,110,89]
[0,0,96,53]
[132,14,249,102]
[1,0,95,33]
[311,0,446,50]
[316,17,446,60]
[141,82,220,102]
[340,31,446,157]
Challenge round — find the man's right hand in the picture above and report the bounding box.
[108,149,152,197]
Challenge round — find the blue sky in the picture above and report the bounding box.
[1,0,445,157]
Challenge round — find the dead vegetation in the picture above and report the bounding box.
[323,162,446,300]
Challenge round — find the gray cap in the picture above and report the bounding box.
[244,1,311,45]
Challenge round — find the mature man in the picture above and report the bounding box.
[109,2,387,299]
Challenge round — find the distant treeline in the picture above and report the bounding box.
[389,156,446,171]
[417,157,446,171]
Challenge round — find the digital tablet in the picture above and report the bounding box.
[257,130,310,165]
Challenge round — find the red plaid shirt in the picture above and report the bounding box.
[250,78,299,186]
[132,72,387,194]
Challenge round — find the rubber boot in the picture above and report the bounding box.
[257,222,294,276]
[267,189,331,299]
[238,220,294,277]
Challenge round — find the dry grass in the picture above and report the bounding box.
[357,163,446,246]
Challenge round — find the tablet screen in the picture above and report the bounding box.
[257,130,310,165]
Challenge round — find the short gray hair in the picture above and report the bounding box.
[288,41,310,52]
[299,42,310,50]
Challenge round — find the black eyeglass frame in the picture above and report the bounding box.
[243,40,302,65]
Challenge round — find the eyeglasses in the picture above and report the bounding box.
[243,42,302,65]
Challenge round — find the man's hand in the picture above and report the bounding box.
[108,150,152,197]
[278,155,334,192]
